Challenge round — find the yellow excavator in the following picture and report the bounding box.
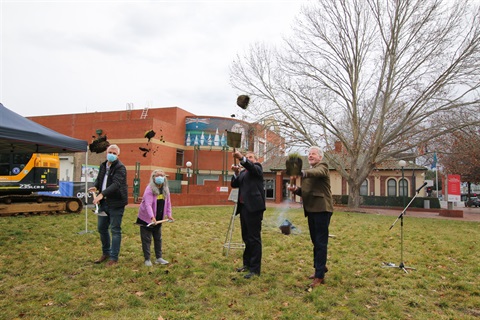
[1,103,88,216]
[0,152,83,216]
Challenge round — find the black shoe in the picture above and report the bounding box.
[236,266,249,272]
[244,272,259,279]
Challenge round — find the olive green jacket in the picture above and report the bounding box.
[293,161,334,214]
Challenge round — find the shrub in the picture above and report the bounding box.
[333,195,441,208]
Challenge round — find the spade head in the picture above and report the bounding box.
[226,130,242,148]
[285,156,303,176]
[89,135,110,153]
[144,130,156,141]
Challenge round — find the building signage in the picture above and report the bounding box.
[447,174,461,202]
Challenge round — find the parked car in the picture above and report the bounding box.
[465,197,480,207]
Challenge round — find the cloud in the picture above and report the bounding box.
[0,0,308,118]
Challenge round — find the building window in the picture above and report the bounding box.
[176,149,184,167]
[168,180,182,194]
[360,180,368,196]
[399,178,408,197]
[258,141,265,158]
[387,179,397,196]
[265,179,275,199]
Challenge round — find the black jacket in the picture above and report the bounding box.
[94,159,128,208]
[231,158,266,213]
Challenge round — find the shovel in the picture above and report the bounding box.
[286,154,303,200]
[134,219,174,227]
[226,130,242,165]
[90,191,107,216]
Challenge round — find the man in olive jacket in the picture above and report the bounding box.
[288,146,333,288]
[88,144,128,266]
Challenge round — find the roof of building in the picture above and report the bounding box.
[261,154,427,173]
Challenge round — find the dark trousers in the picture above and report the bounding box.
[140,225,163,261]
[307,212,333,279]
[239,205,264,275]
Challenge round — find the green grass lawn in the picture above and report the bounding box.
[0,206,479,319]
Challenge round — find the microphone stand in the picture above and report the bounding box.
[383,182,427,273]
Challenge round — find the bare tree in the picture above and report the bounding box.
[230,0,480,208]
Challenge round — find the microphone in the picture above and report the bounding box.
[416,182,428,193]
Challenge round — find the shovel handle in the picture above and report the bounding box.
[146,219,171,227]
[290,176,296,201]
[290,176,296,187]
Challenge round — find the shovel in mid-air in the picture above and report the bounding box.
[285,153,303,199]
[226,130,242,165]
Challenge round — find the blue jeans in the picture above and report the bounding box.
[97,202,125,261]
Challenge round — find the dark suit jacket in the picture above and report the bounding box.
[293,161,333,214]
[231,158,266,214]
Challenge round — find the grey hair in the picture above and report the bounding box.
[245,151,258,161]
[309,146,324,158]
[149,169,170,196]
[107,144,120,155]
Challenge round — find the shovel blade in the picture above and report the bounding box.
[226,130,242,148]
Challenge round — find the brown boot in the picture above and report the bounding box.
[106,260,118,267]
[94,255,109,264]
[309,278,325,288]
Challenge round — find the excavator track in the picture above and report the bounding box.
[0,194,83,216]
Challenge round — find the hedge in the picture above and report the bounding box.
[332,195,441,209]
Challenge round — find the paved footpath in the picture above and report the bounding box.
[266,201,480,222]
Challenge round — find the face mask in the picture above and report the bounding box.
[155,176,165,185]
[107,153,117,162]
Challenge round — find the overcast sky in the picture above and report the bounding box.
[0,0,309,118]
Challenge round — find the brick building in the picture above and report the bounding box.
[29,106,285,206]
[29,106,427,207]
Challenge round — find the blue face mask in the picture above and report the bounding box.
[107,153,117,162]
[154,176,165,185]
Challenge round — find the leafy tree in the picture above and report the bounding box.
[438,127,480,194]
[230,0,480,208]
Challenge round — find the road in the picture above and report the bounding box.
[266,201,480,222]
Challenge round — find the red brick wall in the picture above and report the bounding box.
[28,107,277,206]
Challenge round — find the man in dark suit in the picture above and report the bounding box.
[288,146,333,288]
[231,150,266,279]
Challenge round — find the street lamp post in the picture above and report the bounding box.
[186,161,192,193]
[398,160,406,207]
